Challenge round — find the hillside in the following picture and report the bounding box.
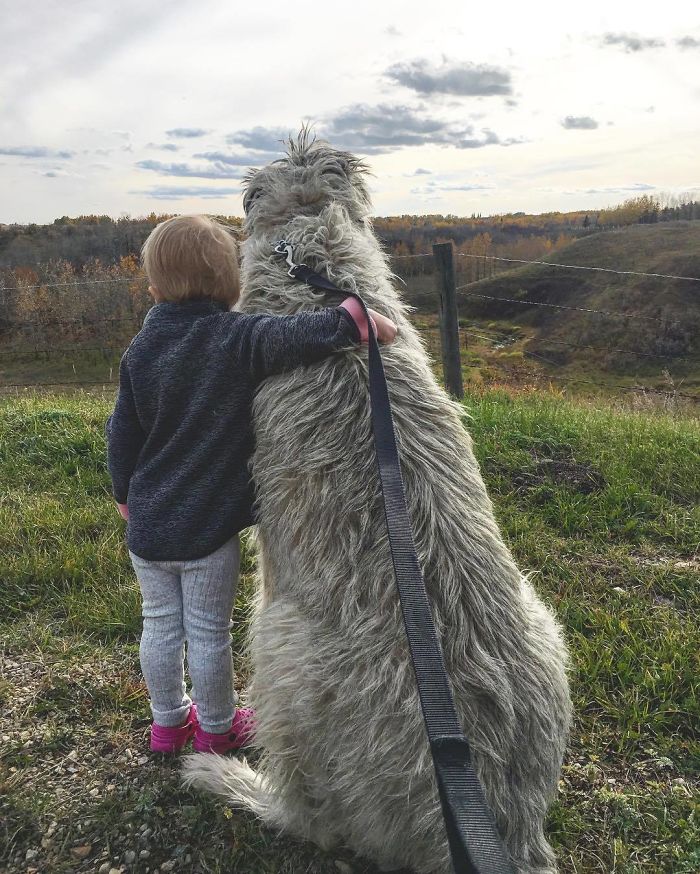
[455,223,700,395]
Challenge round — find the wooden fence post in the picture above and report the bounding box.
[432,242,464,399]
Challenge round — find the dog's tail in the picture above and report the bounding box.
[181,754,272,818]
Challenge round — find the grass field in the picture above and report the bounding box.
[1,390,698,873]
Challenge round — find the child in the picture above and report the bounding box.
[106,215,396,755]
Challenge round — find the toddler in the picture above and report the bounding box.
[106,215,396,754]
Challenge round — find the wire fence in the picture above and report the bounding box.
[394,251,700,284]
[456,289,672,324]
[0,248,698,406]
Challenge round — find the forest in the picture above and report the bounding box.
[0,194,697,275]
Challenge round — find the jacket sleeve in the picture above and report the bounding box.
[225,306,361,385]
[105,352,146,504]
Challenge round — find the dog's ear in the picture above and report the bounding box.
[242,168,265,216]
[243,184,263,216]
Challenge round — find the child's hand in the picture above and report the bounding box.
[339,298,397,345]
[116,502,129,520]
[367,309,397,344]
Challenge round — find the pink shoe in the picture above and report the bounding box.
[193,707,257,753]
[150,704,198,754]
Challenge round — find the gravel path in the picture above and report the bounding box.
[0,621,372,874]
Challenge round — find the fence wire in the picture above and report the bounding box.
[456,289,675,325]
[0,248,697,403]
[391,251,700,284]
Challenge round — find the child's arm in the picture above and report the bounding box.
[225,300,396,384]
[105,352,146,514]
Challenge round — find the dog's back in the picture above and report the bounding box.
[183,137,571,874]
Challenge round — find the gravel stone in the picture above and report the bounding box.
[71,844,92,860]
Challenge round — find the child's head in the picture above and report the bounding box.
[141,215,240,307]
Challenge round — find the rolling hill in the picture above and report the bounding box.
[455,222,700,396]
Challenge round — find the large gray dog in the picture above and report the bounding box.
[183,134,572,874]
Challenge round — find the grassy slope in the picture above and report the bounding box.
[453,223,700,395]
[0,392,698,873]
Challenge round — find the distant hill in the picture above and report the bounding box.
[457,223,700,393]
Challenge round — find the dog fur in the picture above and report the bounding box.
[182,133,572,873]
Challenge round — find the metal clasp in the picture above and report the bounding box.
[273,239,306,276]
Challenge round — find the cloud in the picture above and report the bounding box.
[323,104,514,153]
[40,167,85,179]
[193,150,277,166]
[226,126,289,152]
[135,159,246,179]
[439,183,495,191]
[0,145,74,159]
[411,180,494,195]
[146,142,180,151]
[131,185,241,200]
[225,105,524,158]
[165,128,209,138]
[411,168,432,176]
[676,36,700,49]
[565,183,656,195]
[534,159,603,175]
[39,166,82,179]
[601,32,665,52]
[561,116,599,130]
[384,25,401,37]
[385,59,512,96]
[1,2,187,120]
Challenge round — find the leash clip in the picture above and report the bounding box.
[273,239,306,277]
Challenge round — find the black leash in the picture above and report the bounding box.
[274,242,514,874]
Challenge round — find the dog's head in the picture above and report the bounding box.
[238,130,407,321]
[242,129,372,236]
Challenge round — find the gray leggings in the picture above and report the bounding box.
[129,535,240,733]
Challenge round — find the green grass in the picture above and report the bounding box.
[1,390,698,873]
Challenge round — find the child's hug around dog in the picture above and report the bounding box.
[106,213,396,755]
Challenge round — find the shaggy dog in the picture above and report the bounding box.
[183,134,572,874]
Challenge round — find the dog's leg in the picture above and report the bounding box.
[245,599,343,849]
[486,582,571,874]
[181,593,339,846]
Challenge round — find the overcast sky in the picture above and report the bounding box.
[1,0,699,223]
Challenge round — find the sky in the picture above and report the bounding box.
[1,0,699,224]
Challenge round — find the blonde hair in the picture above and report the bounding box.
[141,215,240,306]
